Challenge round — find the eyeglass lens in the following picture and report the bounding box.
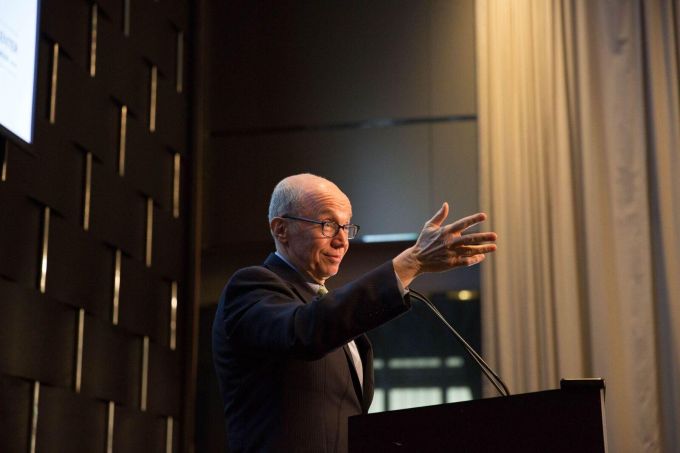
[322,221,357,239]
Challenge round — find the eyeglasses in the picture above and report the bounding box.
[281,215,360,239]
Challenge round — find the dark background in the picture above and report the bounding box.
[0,1,480,452]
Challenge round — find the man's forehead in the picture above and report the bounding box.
[316,205,353,219]
[299,187,352,217]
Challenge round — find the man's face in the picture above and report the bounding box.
[285,186,352,284]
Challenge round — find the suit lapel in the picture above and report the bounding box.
[355,335,374,412]
[343,334,375,412]
[263,253,374,410]
[263,253,316,302]
[342,343,360,397]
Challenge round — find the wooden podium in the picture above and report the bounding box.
[348,379,607,452]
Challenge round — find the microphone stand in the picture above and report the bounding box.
[409,289,511,397]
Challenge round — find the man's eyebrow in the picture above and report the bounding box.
[317,211,352,223]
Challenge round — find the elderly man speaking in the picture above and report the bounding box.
[212,173,497,453]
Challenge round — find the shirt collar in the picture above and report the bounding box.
[274,251,324,293]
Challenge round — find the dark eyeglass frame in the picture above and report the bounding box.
[281,215,360,239]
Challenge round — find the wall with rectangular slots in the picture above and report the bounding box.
[0,1,191,452]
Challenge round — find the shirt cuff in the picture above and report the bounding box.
[394,269,409,296]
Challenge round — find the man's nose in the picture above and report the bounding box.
[332,227,349,246]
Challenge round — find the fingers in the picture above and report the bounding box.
[411,206,497,274]
[448,231,497,265]
[452,244,497,256]
[425,202,449,228]
[448,232,497,247]
[462,254,486,267]
[442,212,488,234]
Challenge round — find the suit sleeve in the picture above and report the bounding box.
[217,260,411,360]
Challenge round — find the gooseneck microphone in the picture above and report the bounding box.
[408,289,511,397]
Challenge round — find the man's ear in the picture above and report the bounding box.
[270,218,288,244]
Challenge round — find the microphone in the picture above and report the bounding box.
[408,289,511,397]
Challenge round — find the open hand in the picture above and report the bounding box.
[393,202,497,286]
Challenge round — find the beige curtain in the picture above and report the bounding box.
[476,1,680,452]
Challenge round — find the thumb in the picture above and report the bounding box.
[425,202,449,228]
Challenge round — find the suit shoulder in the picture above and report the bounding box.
[221,264,296,302]
[227,265,284,287]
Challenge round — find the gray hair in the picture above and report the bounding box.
[268,174,313,222]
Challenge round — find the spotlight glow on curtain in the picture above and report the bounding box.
[476,1,680,452]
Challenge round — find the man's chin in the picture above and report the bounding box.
[317,266,339,282]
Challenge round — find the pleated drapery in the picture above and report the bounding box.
[476,1,680,452]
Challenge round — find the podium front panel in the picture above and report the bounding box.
[349,387,606,452]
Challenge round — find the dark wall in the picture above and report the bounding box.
[0,0,193,452]
[204,0,479,251]
[198,2,480,451]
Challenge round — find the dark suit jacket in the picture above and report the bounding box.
[212,253,411,452]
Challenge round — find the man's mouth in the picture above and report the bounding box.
[324,254,343,263]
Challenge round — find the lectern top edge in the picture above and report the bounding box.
[560,377,606,394]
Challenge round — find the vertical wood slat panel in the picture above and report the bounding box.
[83,152,92,231]
[1,139,7,181]
[30,65,119,169]
[34,38,52,126]
[129,0,176,77]
[1,1,192,451]
[176,31,184,93]
[90,161,146,260]
[119,253,170,343]
[49,43,59,124]
[119,105,128,176]
[97,15,147,117]
[114,404,166,453]
[123,0,131,37]
[113,249,122,325]
[40,0,89,70]
[166,416,174,453]
[75,308,85,393]
[146,197,154,267]
[81,313,141,407]
[141,336,149,411]
[89,3,98,77]
[46,214,114,317]
[149,65,158,133]
[173,152,181,218]
[107,401,115,453]
[170,281,178,350]
[30,381,39,453]
[156,75,188,153]
[125,113,172,211]
[57,51,112,155]
[95,0,122,28]
[0,278,75,387]
[0,374,32,452]
[0,185,42,287]
[39,206,50,293]
[37,384,107,453]
[152,208,185,281]
[7,132,84,224]
[147,342,181,417]
[162,0,190,33]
